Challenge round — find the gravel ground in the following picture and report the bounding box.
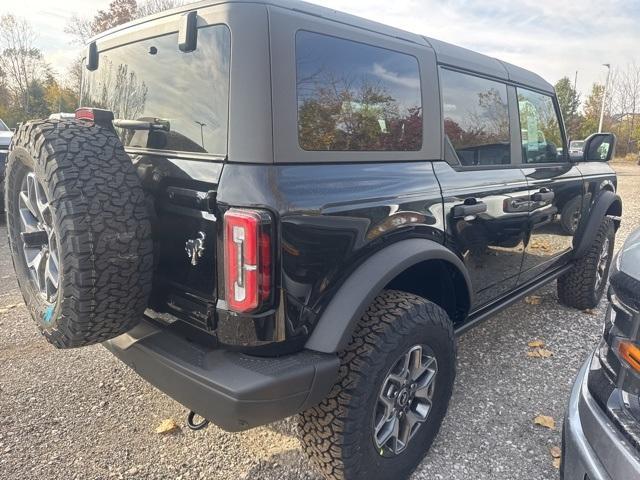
[1,162,639,480]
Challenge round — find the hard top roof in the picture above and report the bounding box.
[91,0,554,94]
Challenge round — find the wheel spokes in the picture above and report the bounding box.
[373,344,438,456]
[18,171,59,303]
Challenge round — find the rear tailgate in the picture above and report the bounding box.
[136,155,223,331]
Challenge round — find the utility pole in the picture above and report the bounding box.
[574,70,578,92]
[598,64,611,133]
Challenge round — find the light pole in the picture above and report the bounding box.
[195,121,206,149]
[598,63,611,133]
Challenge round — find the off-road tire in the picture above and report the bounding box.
[5,119,153,348]
[298,290,456,480]
[557,217,615,310]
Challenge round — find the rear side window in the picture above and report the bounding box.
[295,31,422,152]
[440,69,511,167]
[517,88,565,163]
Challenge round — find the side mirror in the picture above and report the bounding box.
[582,133,616,162]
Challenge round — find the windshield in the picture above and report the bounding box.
[0,119,8,131]
[570,140,584,149]
[81,24,230,157]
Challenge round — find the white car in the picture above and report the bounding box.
[569,139,585,159]
[0,118,13,213]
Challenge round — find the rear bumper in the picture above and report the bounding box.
[104,320,339,432]
[562,356,640,480]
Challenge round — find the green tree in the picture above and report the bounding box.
[554,77,582,139]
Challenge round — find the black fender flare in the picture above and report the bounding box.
[305,238,472,353]
[574,190,622,259]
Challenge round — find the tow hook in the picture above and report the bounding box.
[187,411,209,431]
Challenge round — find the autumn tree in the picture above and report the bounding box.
[65,0,186,45]
[580,83,605,139]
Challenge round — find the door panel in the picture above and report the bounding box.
[518,165,583,283]
[434,162,529,309]
[515,86,583,284]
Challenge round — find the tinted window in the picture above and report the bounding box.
[82,25,230,156]
[296,31,422,151]
[517,88,565,163]
[440,69,511,166]
[0,119,8,131]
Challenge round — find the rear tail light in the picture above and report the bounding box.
[224,208,272,313]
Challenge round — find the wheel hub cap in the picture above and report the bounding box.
[18,172,59,303]
[373,344,438,456]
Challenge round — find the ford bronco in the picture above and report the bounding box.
[3,1,622,479]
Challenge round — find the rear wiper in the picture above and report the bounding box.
[112,118,170,131]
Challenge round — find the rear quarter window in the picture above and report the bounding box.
[295,31,422,152]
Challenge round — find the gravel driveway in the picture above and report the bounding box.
[1,162,638,480]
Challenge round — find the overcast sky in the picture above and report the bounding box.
[4,0,639,99]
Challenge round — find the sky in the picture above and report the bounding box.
[3,0,640,99]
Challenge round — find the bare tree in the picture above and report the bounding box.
[609,62,640,154]
[65,0,187,45]
[0,14,47,115]
[137,0,186,18]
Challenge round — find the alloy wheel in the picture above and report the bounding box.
[595,237,610,291]
[18,172,59,303]
[373,344,438,456]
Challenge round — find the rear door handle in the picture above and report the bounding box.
[532,189,555,202]
[453,201,487,218]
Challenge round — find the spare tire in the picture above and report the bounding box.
[5,119,153,348]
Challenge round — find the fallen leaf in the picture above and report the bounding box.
[528,340,545,348]
[553,457,561,469]
[155,418,179,434]
[550,446,561,458]
[534,415,555,429]
[537,348,554,358]
[524,295,542,305]
[527,347,553,358]
[583,308,596,315]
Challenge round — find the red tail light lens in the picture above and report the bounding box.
[224,208,272,313]
[75,108,95,121]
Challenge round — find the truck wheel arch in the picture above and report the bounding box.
[574,190,622,259]
[305,238,472,353]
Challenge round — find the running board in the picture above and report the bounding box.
[455,263,573,336]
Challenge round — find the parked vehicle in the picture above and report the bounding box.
[562,228,640,479]
[3,1,623,479]
[569,139,585,160]
[0,118,13,213]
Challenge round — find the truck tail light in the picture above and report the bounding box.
[224,208,272,313]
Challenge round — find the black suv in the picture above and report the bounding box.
[3,1,622,479]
